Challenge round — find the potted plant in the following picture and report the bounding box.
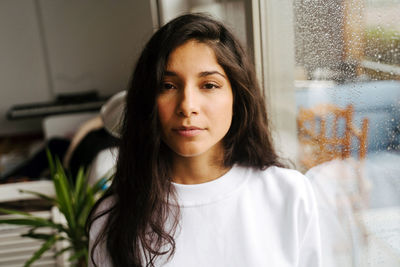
[0,151,111,267]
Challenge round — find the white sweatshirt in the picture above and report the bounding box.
[89,165,322,267]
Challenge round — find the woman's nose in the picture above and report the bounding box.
[176,86,199,117]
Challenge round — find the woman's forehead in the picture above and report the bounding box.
[164,40,226,76]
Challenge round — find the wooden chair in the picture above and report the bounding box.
[298,104,372,253]
[297,104,369,170]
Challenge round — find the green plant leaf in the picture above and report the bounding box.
[0,207,68,234]
[53,171,76,230]
[74,167,86,203]
[0,207,34,217]
[22,231,61,241]
[46,148,55,176]
[0,218,52,227]
[55,157,69,185]
[68,247,87,263]
[76,197,93,227]
[19,189,55,203]
[24,235,58,267]
[54,245,73,257]
[52,175,67,215]
[4,151,113,266]
[75,174,111,227]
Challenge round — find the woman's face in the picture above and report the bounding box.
[157,40,233,161]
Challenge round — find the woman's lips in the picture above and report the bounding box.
[173,126,205,137]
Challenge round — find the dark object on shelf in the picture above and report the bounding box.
[0,138,70,183]
[0,128,118,183]
[55,90,100,103]
[7,90,109,120]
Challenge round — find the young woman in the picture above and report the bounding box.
[88,13,321,267]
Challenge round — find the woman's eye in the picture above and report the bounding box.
[162,83,176,90]
[203,83,220,89]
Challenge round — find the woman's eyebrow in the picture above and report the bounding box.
[163,70,226,79]
[164,71,177,77]
[199,71,226,78]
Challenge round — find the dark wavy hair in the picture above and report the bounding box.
[87,13,282,267]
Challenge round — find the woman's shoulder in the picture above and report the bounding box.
[265,165,308,185]
[243,165,319,225]
[246,165,308,185]
[243,165,315,200]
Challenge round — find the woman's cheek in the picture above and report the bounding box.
[157,99,173,126]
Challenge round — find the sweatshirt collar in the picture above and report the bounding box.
[171,165,249,207]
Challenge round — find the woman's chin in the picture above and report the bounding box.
[173,149,205,158]
[171,145,224,161]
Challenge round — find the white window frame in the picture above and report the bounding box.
[251,0,298,166]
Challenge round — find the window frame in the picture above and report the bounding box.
[251,0,298,165]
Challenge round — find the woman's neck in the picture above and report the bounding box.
[171,154,230,185]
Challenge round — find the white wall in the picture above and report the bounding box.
[39,0,154,96]
[0,0,154,135]
[0,1,51,134]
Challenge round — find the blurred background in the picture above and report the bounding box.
[0,0,399,266]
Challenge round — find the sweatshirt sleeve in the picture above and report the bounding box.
[297,177,322,267]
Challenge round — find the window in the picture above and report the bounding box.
[254,0,400,266]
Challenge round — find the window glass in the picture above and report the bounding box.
[294,0,400,266]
